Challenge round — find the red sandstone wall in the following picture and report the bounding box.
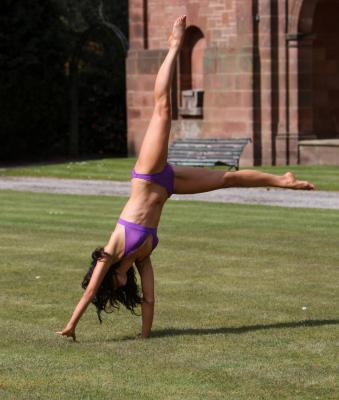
[127,0,256,165]
[127,0,339,166]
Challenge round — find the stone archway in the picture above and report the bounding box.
[289,0,318,34]
[288,0,339,164]
[312,1,339,137]
[291,0,339,139]
[179,26,206,92]
[178,26,206,119]
[69,23,128,157]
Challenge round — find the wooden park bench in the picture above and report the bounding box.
[168,138,251,170]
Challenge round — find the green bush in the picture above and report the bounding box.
[0,0,128,162]
[0,0,70,161]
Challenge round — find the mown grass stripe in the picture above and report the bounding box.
[0,191,338,399]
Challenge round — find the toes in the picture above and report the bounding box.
[300,180,314,190]
[301,181,315,190]
[174,15,186,26]
[174,17,181,25]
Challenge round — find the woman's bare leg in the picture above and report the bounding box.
[135,15,186,174]
[173,166,315,194]
[224,170,315,190]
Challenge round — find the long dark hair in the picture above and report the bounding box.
[81,247,142,323]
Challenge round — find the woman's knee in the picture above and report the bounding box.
[154,96,171,118]
[222,171,236,188]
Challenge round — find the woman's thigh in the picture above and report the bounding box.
[135,104,171,174]
[173,166,226,194]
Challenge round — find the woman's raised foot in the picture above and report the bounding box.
[168,15,186,50]
[281,171,315,190]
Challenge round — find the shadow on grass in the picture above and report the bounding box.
[118,319,339,341]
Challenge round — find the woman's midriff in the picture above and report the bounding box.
[119,188,166,228]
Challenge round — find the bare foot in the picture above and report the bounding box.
[168,15,186,49]
[282,172,315,190]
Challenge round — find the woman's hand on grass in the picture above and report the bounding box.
[56,325,76,341]
[135,333,150,339]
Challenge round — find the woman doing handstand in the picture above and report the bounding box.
[57,15,314,341]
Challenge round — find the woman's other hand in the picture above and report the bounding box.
[56,325,76,341]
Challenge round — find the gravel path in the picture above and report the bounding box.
[1,176,339,210]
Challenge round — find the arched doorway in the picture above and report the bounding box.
[312,0,339,137]
[69,24,128,157]
[298,0,339,138]
[178,26,206,118]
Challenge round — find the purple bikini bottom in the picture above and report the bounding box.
[119,164,173,256]
[131,163,174,197]
[118,218,159,257]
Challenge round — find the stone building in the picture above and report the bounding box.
[126,0,339,166]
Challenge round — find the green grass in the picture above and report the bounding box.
[0,158,137,181]
[0,158,338,190]
[0,191,338,399]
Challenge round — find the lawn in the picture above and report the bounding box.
[0,158,136,182]
[0,191,338,399]
[0,158,339,191]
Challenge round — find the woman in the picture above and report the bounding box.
[57,15,314,341]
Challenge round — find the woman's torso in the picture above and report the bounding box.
[119,178,168,227]
[105,165,173,263]
[104,180,167,263]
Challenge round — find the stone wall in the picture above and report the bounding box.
[126,0,339,166]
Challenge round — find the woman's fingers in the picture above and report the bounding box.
[55,331,76,341]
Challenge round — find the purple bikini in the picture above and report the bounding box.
[118,218,159,256]
[118,163,174,256]
[131,163,174,197]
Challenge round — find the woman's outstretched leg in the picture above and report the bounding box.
[224,170,314,190]
[173,166,315,194]
[135,15,186,174]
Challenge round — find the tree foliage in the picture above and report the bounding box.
[0,0,128,162]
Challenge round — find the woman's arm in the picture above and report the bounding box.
[135,256,155,338]
[56,252,115,341]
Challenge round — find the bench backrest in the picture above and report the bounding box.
[168,138,251,169]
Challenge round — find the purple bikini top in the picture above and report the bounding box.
[118,218,158,255]
[131,163,174,197]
